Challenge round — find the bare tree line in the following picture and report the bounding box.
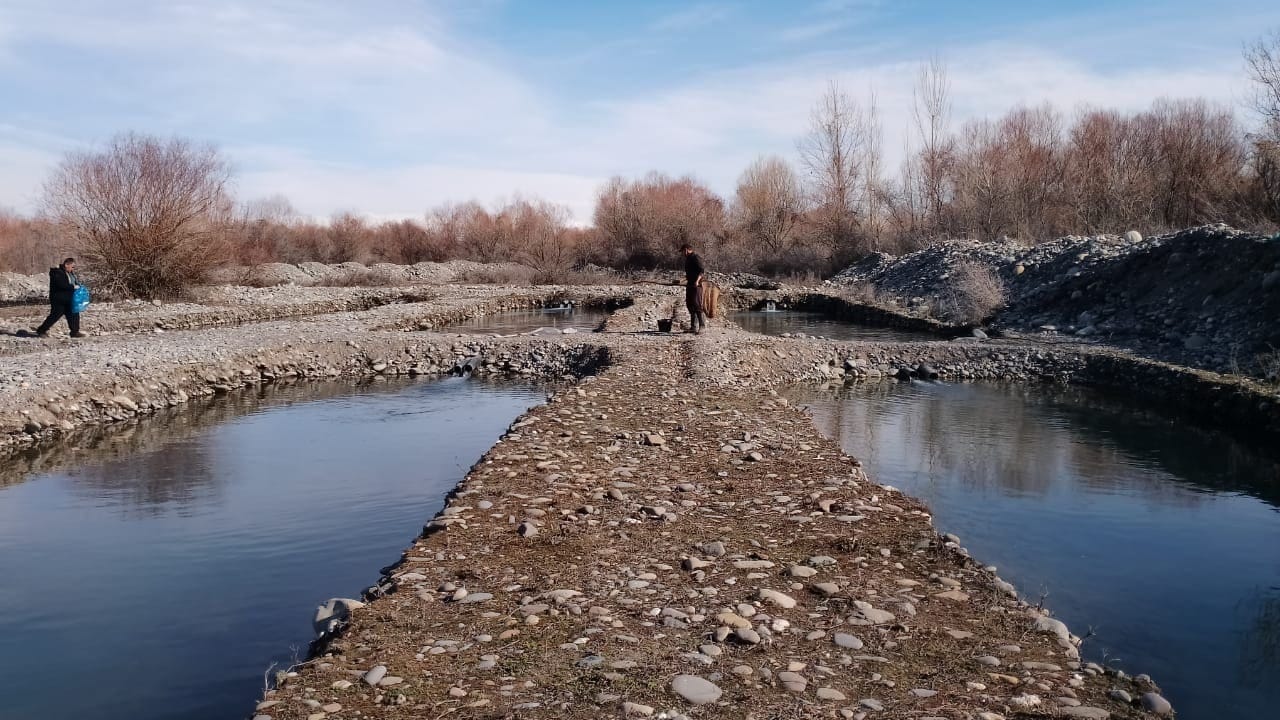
[2,33,1279,296]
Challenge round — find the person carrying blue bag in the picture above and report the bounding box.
[34,257,87,338]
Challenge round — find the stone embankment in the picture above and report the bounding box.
[7,282,1274,718]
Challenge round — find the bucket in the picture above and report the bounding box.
[657,319,673,333]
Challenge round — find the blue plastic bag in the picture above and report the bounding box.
[72,285,90,314]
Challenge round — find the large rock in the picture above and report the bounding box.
[671,675,722,705]
[313,597,365,635]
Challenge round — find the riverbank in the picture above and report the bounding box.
[3,283,1275,718]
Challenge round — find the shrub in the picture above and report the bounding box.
[937,260,1005,324]
[42,133,233,299]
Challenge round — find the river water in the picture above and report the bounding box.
[791,381,1280,719]
[731,309,937,342]
[444,306,609,335]
[0,378,544,720]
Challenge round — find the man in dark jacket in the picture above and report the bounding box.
[682,243,706,334]
[35,258,84,338]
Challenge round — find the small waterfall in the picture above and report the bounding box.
[764,301,778,313]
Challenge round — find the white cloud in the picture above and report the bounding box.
[651,3,734,32]
[0,0,1257,224]
[780,20,850,42]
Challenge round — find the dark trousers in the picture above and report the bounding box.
[37,300,79,335]
[685,284,705,330]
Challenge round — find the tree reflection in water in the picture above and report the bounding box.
[791,379,1280,718]
[1,380,406,516]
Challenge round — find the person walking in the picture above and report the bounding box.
[35,257,85,338]
[681,243,706,334]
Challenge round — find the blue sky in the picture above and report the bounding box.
[1,0,1276,222]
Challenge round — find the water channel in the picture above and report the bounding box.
[444,306,609,335]
[731,309,937,342]
[0,378,544,720]
[790,380,1280,719]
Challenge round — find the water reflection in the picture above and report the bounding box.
[0,377,544,720]
[731,310,936,342]
[443,307,608,335]
[791,381,1280,719]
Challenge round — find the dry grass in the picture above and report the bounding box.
[937,260,1006,325]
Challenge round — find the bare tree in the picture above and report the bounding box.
[592,172,725,268]
[799,82,870,259]
[43,132,233,298]
[509,198,578,283]
[1246,30,1280,222]
[912,56,954,233]
[863,89,887,247]
[1247,30,1280,134]
[731,156,805,258]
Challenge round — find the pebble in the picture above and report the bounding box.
[361,665,387,686]
[671,674,723,705]
[833,633,864,650]
[1058,708,1110,719]
[758,589,797,609]
[778,671,807,692]
[1140,692,1173,715]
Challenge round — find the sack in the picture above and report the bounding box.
[697,282,721,318]
[72,285,91,314]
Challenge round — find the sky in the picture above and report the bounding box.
[0,0,1276,223]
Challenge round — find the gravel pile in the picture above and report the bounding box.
[0,271,45,304]
[829,225,1280,376]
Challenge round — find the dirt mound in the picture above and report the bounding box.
[829,238,1025,311]
[0,272,46,304]
[1004,225,1280,375]
[829,225,1280,376]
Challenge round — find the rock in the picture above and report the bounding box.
[313,598,365,635]
[460,592,493,603]
[644,434,665,446]
[972,328,988,339]
[362,665,387,686]
[933,589,970,602]
[758,589,797,609]
[853,600,895,624]
[1059,708,1110,719]
[683,557,712,571]
[671,674,722,705]
[1140,693,1173,716]
[623,701,655,716]
[909,689,937,698]
[811,582,840,596]
[788,565,818,578]
[859,698,885,711]
[833,633,864,650]
[777,671,807,692]
[517,521,539,538]
[816,687,846,701]
[1107,689,1131,703]
[1031,614,1070,641]
[702,541,726,557]
[1124,230,1143,243]
[717,611,751,629]
[734,627,761,645]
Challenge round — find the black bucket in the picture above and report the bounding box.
[657,319,673,333]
